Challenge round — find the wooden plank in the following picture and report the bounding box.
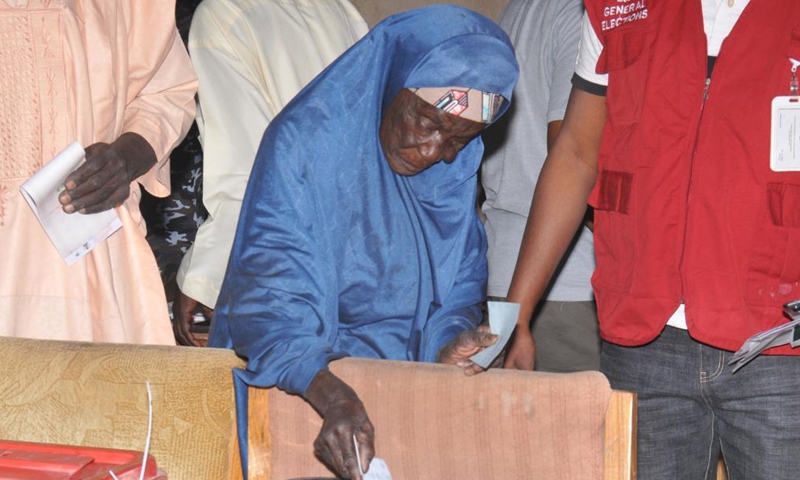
[229,424,244,480]
[604,390,637,480]
[229,386,272,480]
[717,457,728,480]
[248,387,272,479]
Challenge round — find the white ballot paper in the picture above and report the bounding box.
[363,458,392,480]
[20,142,122,266]
[354,435,393,480]
[469,300,520,369]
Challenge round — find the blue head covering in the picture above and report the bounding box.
[209,5,518,475]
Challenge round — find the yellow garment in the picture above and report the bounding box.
[177,0,368,308]
[0,0,198,344]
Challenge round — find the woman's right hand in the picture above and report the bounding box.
[305,369,375,479]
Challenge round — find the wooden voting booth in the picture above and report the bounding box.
[0,337,635,480]
[248,358,637,480]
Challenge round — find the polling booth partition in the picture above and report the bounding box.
[258,358,637,480]
[0,336,635,480]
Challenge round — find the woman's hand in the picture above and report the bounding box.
[305,369,375,479]
[436,324,498,376]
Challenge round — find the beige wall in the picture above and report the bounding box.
[350,0,510,27]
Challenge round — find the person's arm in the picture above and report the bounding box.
[305,369,375,480]
[212,119,374,479]
[547,120,563,152]
[504,88,606,358]
[503,2,594,370]
[417,215,498,375]
[501,119,564,370]
[173,5,276,345]
[60,3,197,214]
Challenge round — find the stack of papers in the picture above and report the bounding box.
[20,142,122,266]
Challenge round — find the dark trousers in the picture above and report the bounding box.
[602,326,800,480]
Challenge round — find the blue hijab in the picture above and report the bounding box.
[209,5,517,473]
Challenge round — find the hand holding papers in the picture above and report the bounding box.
[729,298,800,372]
[20,142,122,265]
[353,434,393,480]
[470,300,520,369]
[362,458,393,480]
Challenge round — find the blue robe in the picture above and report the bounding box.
[208,5,518,473]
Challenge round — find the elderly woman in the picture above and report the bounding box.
[209,5,518,479]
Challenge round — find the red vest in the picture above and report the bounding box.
[585,0,800,354]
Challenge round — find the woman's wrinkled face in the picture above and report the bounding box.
[379,88,485,176]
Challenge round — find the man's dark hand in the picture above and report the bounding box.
[59,132,157,214]
[503,325,536,371]
[173,289,212,347]
[305,369,375,479]
[436,324,498,376]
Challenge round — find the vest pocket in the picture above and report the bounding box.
[601,27,650,126]
[768,184,800,286]
[767,182,800,229]
[591,170,635,293]
[746,183,800,304]
[594,170,633,214]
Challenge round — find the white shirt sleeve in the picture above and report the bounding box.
[574,1,749,90]
[574,11,609,87]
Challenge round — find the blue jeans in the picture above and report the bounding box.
[601,326,800,480]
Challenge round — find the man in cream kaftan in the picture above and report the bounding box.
[172,0,367,344]
[0,0,198,344]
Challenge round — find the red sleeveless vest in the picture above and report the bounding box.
[585,0,800,354]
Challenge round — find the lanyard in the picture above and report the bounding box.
[791,58,800,96]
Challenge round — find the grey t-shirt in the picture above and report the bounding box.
[481,0,594,300]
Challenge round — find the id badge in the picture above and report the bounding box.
[770,96,800,172]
